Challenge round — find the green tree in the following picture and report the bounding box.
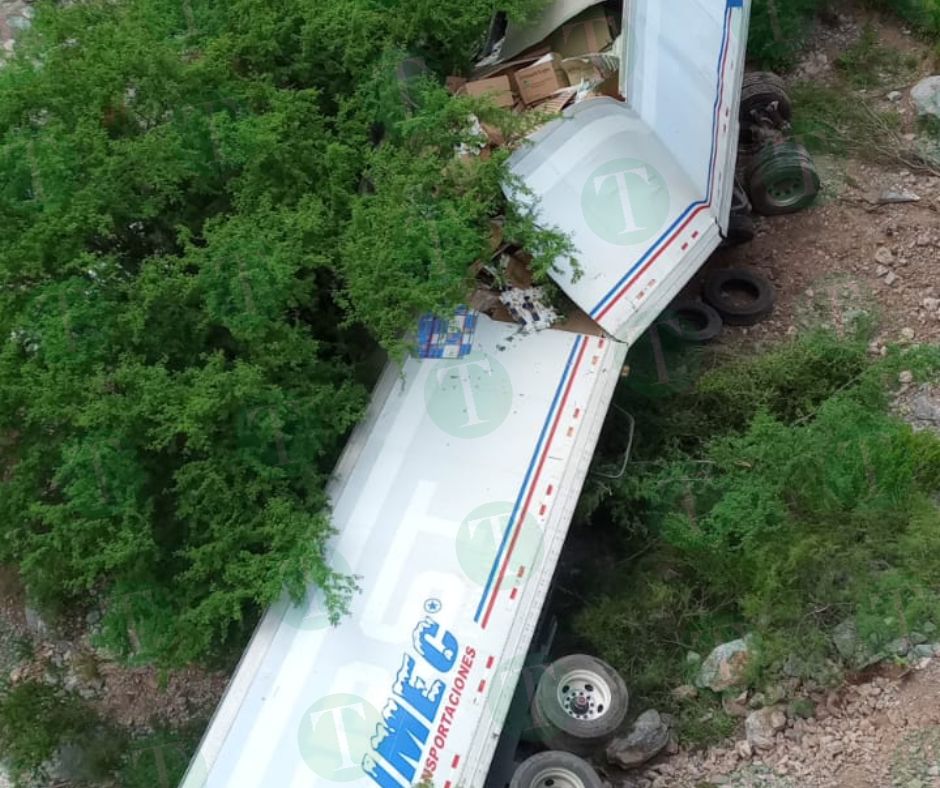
[0,0,557,664]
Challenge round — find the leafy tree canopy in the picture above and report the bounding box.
[0,0,558,663]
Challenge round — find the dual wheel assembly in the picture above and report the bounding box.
[510,655,628,788]
[737,71,820,217]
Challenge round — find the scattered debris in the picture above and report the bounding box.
[499,286,560,331]
[876,189,921,204]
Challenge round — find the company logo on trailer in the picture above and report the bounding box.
[298,694,382,781]
[424,352,513,439]
[581,158,670,246]
[358,603,476,786]
[456,501,542,587]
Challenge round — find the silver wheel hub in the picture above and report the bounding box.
[556,668,612,721]
[531,767,586,788]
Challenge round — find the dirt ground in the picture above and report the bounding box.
[622,658,940,788]
[703,2,940,351]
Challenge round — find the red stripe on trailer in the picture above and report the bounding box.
[594,206,708,322]
[482,340,589,628]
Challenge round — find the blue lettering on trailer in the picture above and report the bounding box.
[362,616,460,786]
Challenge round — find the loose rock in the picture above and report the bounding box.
[912,75,940,119]
[607,710,672,769]
[745,705,788,750]
[696,638,753,692]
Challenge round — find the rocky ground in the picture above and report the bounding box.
[612,654,940,788]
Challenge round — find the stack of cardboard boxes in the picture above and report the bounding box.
[454,4,621,115]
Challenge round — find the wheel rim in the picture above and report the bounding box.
[556,668,612,721]
[765,173,810,208]
[531,767,586,788]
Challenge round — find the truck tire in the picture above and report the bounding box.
[747,141,820,216]
[531,655,628,755]
[724,211,755,246]
[658,301,723,343]
[509,751,603,788]
[740,71,792,129]
[702,267,775,326]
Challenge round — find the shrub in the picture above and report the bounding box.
[574,332,940,739]
[747,0,826,70]
[0,681,96,777]
[0,0,561,665]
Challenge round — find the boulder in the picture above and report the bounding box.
[606,710,671,769]
[745,705,788,750]
[832,618,861,661]
[912,76,940,119]
[696,638,752,692]
[887,636,911,656]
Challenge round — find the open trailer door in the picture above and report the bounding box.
[508,0,751,345]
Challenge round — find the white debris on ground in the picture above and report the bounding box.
[499,286,560,331]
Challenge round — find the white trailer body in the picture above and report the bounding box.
[183,1,750,785]
[510,0,750,343]
[183,319,625,788]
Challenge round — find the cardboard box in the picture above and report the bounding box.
[550,5,613,58]
[445,75,467,95]
[463,75,516,108]
[516,54,570,106]
[560,52,620,85]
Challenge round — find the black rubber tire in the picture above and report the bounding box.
[531,655,628,755]
[658,301,723,343]
[702,267,776,326]
[724,211,755,245]
[747,141,820,216]
[740,71,792,129]
[509,751,604,788]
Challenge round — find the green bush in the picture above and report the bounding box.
[747,0,825,70]
[0,0,561,665]
[870,0,940,33]
[575,332,940,740]
[0,681,98,777]
[118,723,206,788]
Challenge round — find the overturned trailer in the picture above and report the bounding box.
[181,1,752,786]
